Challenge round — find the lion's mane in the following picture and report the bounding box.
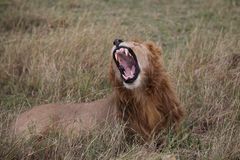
[109,42,184,141]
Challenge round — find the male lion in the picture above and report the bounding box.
[12,39,184,142]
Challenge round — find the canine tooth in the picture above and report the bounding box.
[115,54,118,61]
[125,49,129,56]
[122,74,128,80]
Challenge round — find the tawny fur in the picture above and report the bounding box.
[12,41,184,142]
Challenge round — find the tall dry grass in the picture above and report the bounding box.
[0,0,239,159]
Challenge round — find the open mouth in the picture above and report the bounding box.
[113,46,140,83]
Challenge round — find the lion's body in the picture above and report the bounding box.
[12,40,184,141]
[13,97,116,136]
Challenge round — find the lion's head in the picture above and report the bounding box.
[110,39,163,90]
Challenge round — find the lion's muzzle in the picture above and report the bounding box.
[112,43,140,84]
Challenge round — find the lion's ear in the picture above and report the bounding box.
[144,41,162,55]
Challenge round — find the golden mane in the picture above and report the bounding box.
[110,42,184,141]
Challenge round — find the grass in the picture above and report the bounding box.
[0,0,239,159]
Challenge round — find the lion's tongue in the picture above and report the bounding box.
[119,59,135,79]
[117,52,136,80]
[124,65,135,79]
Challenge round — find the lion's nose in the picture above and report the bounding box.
[113,39,123,46]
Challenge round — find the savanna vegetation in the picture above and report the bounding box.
[0,0,239,159]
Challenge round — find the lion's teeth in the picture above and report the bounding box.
[115,54,118,61]
[122,74,128,80]
[125,49,129,56]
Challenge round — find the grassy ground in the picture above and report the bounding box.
[0,0,239,159]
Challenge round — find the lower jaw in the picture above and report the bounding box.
[121,72,139,84]
[122,74,141,90]
[121,74,137,83]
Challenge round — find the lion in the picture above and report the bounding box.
[12,39,184,142]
